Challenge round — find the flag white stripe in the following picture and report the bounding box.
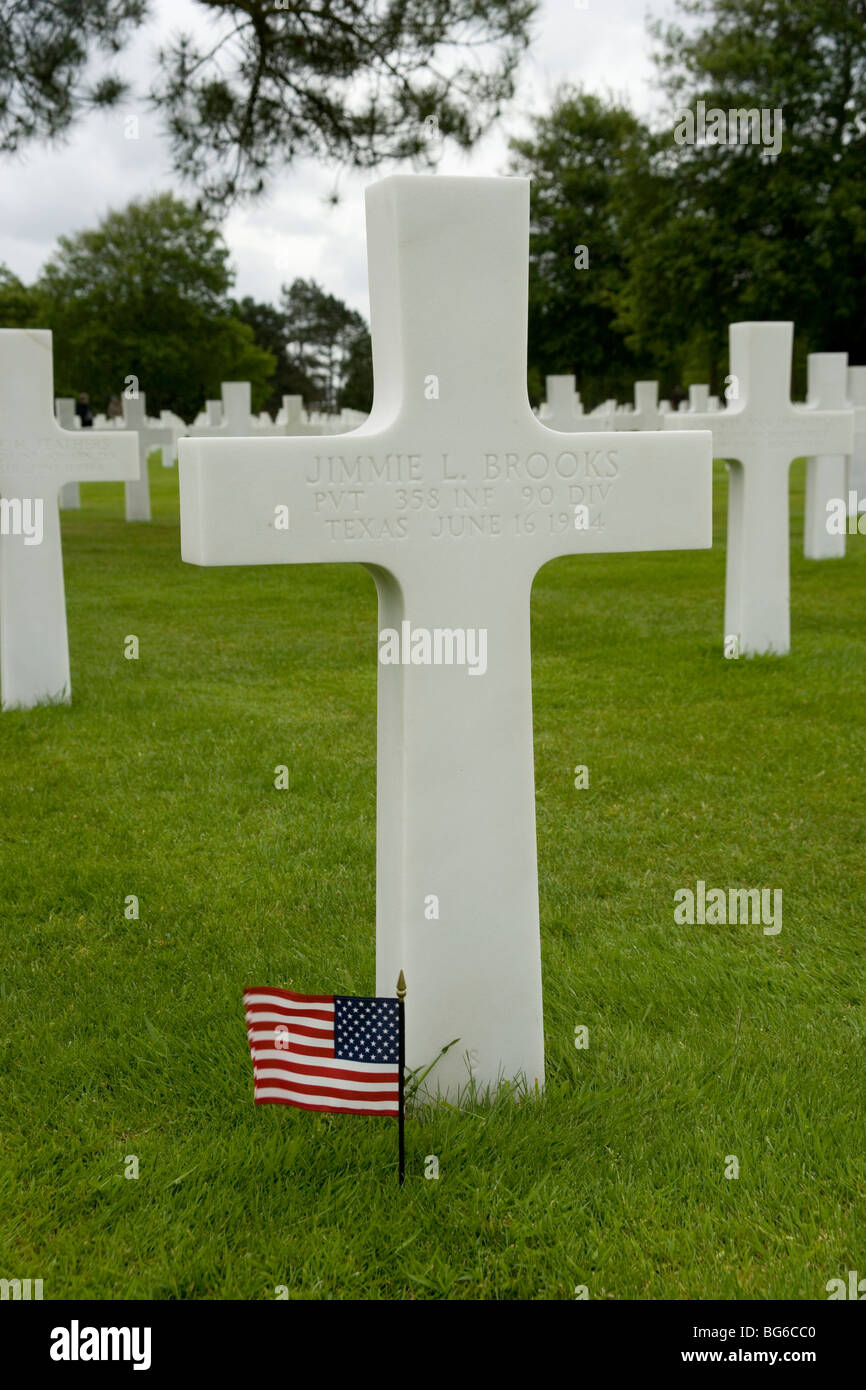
[254,1087,397,1110]
[244,994,334,1012]
[246,1026,333,1038]
[245,1013,333,1032]
[254,1066,398,1093]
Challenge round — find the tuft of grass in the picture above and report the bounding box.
[0,456,864,1300]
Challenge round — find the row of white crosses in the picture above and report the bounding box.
[0,363,356,706]
[187,387,355,438]
[93,383,355,522]
[542,325,858,657]
[538,375,724,431]
[178,174,713,1100]
[186,382,294,441]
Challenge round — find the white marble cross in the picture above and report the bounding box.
[847,368,866,516]
[619,381,664,431]
[593,398,618,429]
[179,175,712,1099]
[277,394,325,436]
[665,322,853,655]
[538,375,583,430]
[803,353,849,560]
[0,331,137,709]
[159,410,185,468]
[55,399,81,509]
[121,392,174,521]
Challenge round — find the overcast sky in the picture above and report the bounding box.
[0,0,679,318]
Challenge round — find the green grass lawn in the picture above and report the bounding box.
[1,455,864,1300]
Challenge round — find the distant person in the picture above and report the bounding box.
[106,394,123,421]
[669,384,687,411]
[76,392,93,428]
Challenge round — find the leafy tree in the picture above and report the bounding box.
[233,296,317,415]
[511,4,866,396]
[508,90,656,405]
[610,131,728,390]
[0,0,146,153]
[0,265,45,327]
[341,332,373,414]
[0,0,538,205]
[280,278,369,411]
[37,194,274,417]
[621,0,866,388]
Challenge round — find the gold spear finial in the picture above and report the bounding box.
[396,970,406,1000]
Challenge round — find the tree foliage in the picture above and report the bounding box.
[0,0,147,152]
[508,91,656,404]
[37,194,274,416]
[157,0,537,205]
[233,296,317,414]
[510,2,866,398]
[0,265,44,326]
[5,1,865,401]
[0,0,537,205]
[280,277,370,411]
[627,0,866,383]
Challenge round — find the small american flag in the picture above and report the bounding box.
[244,988,401,1117]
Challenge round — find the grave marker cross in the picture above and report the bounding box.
[122,392,174,521]
[0,330,137,709]
[179,176,712,1098]
[803,353,848,560]
[55,398,81,510]
[846,368,866,515]
[665,322,853,655]
[620,381,663,431]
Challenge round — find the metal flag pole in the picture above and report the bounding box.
[397,970,406,1186]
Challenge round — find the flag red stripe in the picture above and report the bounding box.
[251,1022,334,1042]
[254,1059,398,1083]
[250,1037,334,1057]
[244,1004,334,1021]
[255,1077,397,1102]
